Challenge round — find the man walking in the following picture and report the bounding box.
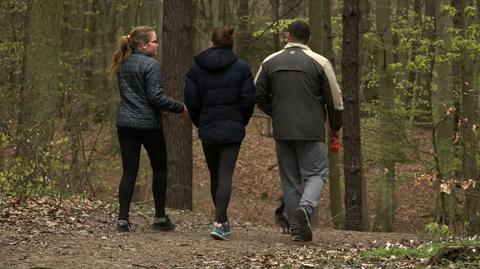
[255,20,343,242]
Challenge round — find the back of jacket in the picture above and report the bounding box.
[116,50,183,130]
[184,48,255,144]
[255,43,343,141]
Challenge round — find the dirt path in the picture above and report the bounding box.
[0,196,423,268]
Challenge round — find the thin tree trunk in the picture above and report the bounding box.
[211,0,222,27]
[358,0,370,229]
[163,0,195,209]
[433,0,457,228]
[342,0,364,231]
[122,0,139,33]
[139,0,153,25]
[17,0,61,192]
[63,0,86,191]
[407,0,423,120]
[271,0,281,52]
[235,0,249,60]
[310,0,344,229]
[456,0,480,235]
[414,0,435,127]
[374,0,396,232]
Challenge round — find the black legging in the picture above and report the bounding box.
[202,142,241,223]
[117,127,168,220]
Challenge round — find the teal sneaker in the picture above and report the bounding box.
[222,220,231,236]
[210,222,227,240]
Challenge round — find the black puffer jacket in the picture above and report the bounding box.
[184,48,255,144]
[116,49,184,129]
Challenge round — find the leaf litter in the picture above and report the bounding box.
[1,193,428,268]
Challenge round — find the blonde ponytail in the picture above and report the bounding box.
[107,26,156,79]
[107,35,131,79]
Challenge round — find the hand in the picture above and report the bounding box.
[181,105,190,120]
[329,131,340,153]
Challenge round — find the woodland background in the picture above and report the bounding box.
[1,0,479,238]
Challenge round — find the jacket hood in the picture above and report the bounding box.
[194,48,237,71]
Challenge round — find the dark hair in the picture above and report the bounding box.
[287,20,310,43]
[211,26,234,49]
[107,26,155,78]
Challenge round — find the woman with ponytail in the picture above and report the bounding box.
[184,27,256,240]
[108,26,188,232]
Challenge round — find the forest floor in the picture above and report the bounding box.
[1,117,473,268]
[1,194,428,268]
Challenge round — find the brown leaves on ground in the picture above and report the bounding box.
[1,193,427,268]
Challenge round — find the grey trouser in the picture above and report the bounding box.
[276,140,328,233]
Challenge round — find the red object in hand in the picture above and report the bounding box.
[329,132,340,152]
[330,142,340,152]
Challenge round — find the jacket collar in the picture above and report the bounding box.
[283,42,311,50]
[132,48,152,56]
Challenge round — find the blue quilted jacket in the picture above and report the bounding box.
[116,49,184,129]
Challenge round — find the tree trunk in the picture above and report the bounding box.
[456,0,480,236]
[413,0,435,127]
[342,0,364,231]
[357,0,371,229]
[211,0,222,27]
[122,0,139,33]
[163,0,195,209]
[310,0,344,229]
[235,0,249,60]
[62,0,87,192]
[139,0,153,25]
[16,0,61,193]
[374,0,396,232]
[433,0,457,228]
[271,0,281,52]
[406,0,422,119]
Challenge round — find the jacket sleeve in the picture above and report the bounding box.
[184,70,201,127]
[239,66,256,125]
[319,61,343,131]
[145,61,184,113]
[254,62,272,116]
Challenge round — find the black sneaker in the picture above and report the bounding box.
[291,234,304,242]
[295,207,312,241]
[117,219,131,232]
[152,215,176,231]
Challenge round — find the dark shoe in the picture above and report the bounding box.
[210,222,227,240]
[275,198,290,234]
[291,234,304,242]
[295,207,312,241]
[117,219,130,232]
[152,215,176,231]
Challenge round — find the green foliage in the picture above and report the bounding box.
[441,5,457,17]
[464,6,476,18]
[360,242,445,260]
[425,222,451,237]
[361,238,480,263]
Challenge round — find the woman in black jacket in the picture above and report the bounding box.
[184,27,256,240]
[108,26,188,232]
